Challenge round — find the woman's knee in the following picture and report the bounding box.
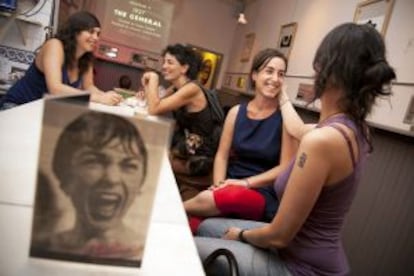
[185,190,215,212]
[193,190,214,207]
[215,187,265,218]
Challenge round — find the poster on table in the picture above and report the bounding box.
[29,94,173,267]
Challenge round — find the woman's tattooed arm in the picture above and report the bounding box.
[298,152,307,168]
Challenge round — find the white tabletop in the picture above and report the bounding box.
[0,100,204,275]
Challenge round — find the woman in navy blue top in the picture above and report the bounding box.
[0,11,122,110]
[184,49,297,232]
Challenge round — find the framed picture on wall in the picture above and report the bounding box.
[222,72,250,94]
[277,22,298,60]
[295,83,315,103]
[225,75,232,86]
[236,76,246,89]
[353,0,395,36]
[189,45,223,90]
[240,33,255,62]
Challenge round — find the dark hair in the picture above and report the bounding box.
[162,44,202,80]
[52,111,148,188]
[119,75,132,89]
[54,11,101,77]
[249,48,288,89]
[313,23,396,150]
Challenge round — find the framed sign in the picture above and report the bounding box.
[222,72,251,95]
[190,45,223,90]
[295,83,315,103]
[240,33,255,62]
[277,22,298,60]
[353,0,395,36]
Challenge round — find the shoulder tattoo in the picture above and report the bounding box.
[297,152,307,168]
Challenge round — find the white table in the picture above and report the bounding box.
[0,99,205,275]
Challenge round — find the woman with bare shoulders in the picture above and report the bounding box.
[0,11,122,110]
[141,44,221,195]
[184,49,297,233]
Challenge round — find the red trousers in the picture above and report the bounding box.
[189,185,265,234]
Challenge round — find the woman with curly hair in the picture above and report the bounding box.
[0,11,122,110]
[141,44,222,197]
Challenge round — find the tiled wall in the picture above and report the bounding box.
[0,0,53,79]
[0,45,35,79]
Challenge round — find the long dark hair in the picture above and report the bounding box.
[313,23,396,150]
[162,44,202,80]
[54,11,100,77]
[249,48,288,90]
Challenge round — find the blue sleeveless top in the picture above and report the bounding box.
[273,115,367,276]
[1,62,82,105]
[227,103,283,179]
[227,103,283,221]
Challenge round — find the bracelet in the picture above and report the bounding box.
[244,178,251,188]
[238,229,248,243]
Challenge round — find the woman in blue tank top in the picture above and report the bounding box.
[184,49,297,232]
[0,11,122,110]
[195,23,396,275]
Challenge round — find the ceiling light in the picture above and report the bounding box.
[238,13,247,24]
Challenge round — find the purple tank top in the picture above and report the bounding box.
[273,115,367,275]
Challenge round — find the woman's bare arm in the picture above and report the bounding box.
[212,105,239,186]
[39,39,121,105]
[142,72,200,115]
[39,39,85,95]
[279,86,315,140]
[224,128,336,248]
[83,66,122,105]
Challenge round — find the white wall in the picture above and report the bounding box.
[229,0,414,137]
[226,0,297,73]
[0,0,53,51]
[166,0,239,87]
[385,0,414,84]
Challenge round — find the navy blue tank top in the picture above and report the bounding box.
[2,63,82,105]
[227,103,283,179]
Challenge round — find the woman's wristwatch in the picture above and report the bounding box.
[238,229,248,243]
